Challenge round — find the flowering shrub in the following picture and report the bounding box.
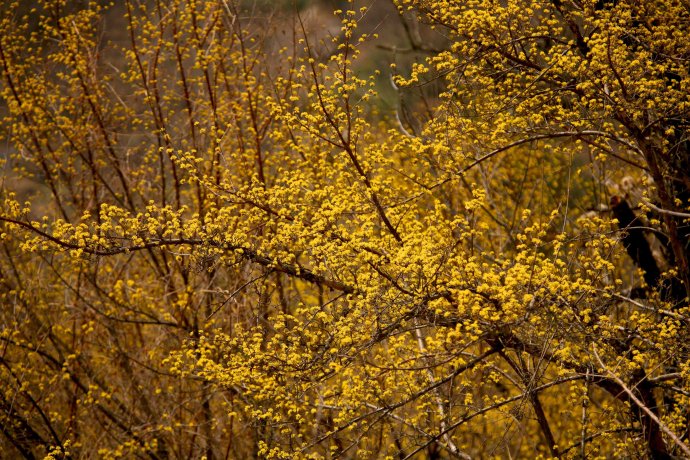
[0,0,688,458]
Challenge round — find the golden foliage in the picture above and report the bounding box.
[0,0,689,458]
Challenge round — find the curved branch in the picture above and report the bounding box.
[642,199,690,219]
[0,215,354,294]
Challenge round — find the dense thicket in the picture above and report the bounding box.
[0,0,689,458]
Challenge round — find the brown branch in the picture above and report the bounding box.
[499,350,558,457]
[0,216,354,294]
[296,12,403,244]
